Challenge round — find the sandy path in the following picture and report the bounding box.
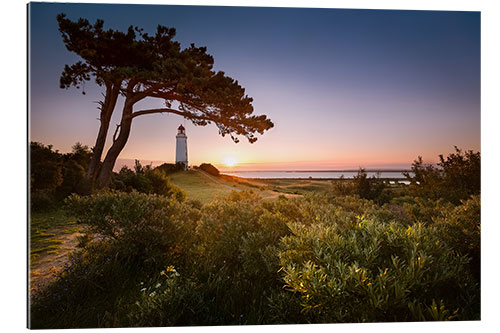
[30,227,83,297]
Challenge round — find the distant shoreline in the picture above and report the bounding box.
[219,170,412,180]
[223,177,410,181]
[219,169,411,173]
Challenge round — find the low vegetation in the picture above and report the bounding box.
[30,209,80,265]
[30,142,92,212]
[109,160,186,202]
[29,147,480,327]
[196,163,221,177]
[167,170,232,204]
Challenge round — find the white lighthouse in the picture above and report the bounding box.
[175,124,188,170]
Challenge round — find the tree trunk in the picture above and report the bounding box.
[96,100,134,189]
[87,82,120,180]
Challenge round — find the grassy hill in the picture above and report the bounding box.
[168,170,303,203]
[168,170,236,203]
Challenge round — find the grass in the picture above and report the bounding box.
[233,178,334,195]
[169,170,303,203]
[30,208,80,264]
[224,177,408,196]
[168,170,236,204]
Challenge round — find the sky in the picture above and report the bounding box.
[28,2,480,171]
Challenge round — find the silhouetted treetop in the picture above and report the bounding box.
[57,13,273,144]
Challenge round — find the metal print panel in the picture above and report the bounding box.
[28,1,480,328]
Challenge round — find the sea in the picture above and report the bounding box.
[220,170,411,180]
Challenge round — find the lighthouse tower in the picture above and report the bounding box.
[175,124,188,170]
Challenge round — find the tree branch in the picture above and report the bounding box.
[129,81,177,103]
[112,124,121,142]
[129,108,214,122]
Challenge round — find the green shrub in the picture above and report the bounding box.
[330,176,357,196]
[277,216,479,322]
[30,142,92,201]
[154,162,184,175]
[435,195,481,280]
[404,147,480,205]
[58,159,91,197]
[65,191,195,268]
[30,189,59,212]
[118,267,208,327]
[391,196,454,225]
[31,191,199,328]
[31,190,480,327]
[110,161,186,201]
[30,243,139,328]
[330,170,389,205]
[111,191,290,326]
[30,142,63,192]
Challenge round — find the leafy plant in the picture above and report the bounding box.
[404,147,480,204]
[277,216,479,322]
[30,188,480,327]
[110,160,187,201]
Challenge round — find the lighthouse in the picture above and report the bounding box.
[175,124,188,170]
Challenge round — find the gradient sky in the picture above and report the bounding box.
[29,2,480,171]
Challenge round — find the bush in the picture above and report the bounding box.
[277,217,479,322]
[31,191,199,328]
[404,147,480,204]
[198,163,220,176]
[30,142,93,208]
[65,191,195,269]
[329,170,389,205]
[391,196,454,225]
[110,160,186,201]
[30,142,63,191]
[154,162,184,175]
[31,190,480,327]
[435,195,481,280]
[58,159,92,197]
[30,189,59,212]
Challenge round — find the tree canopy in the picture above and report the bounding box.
[57,14,274,187]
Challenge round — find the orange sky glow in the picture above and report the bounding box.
[29,4,480,172]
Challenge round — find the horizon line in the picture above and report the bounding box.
[218,169,412,173]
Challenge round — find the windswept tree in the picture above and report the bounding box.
[57,14,274,188]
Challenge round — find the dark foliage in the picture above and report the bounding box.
[330,169,390,205]
[154,162,184,175]
[353,168,388,204]
[435,195,481,280]
[197,163,220,177]
[404,147,480,205]
[110,160,186,201]
[30,142,63,192]
[30,142,92,211]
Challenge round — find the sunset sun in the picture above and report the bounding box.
[222,156,238,167]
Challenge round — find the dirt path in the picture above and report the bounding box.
[30,227,83,297]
